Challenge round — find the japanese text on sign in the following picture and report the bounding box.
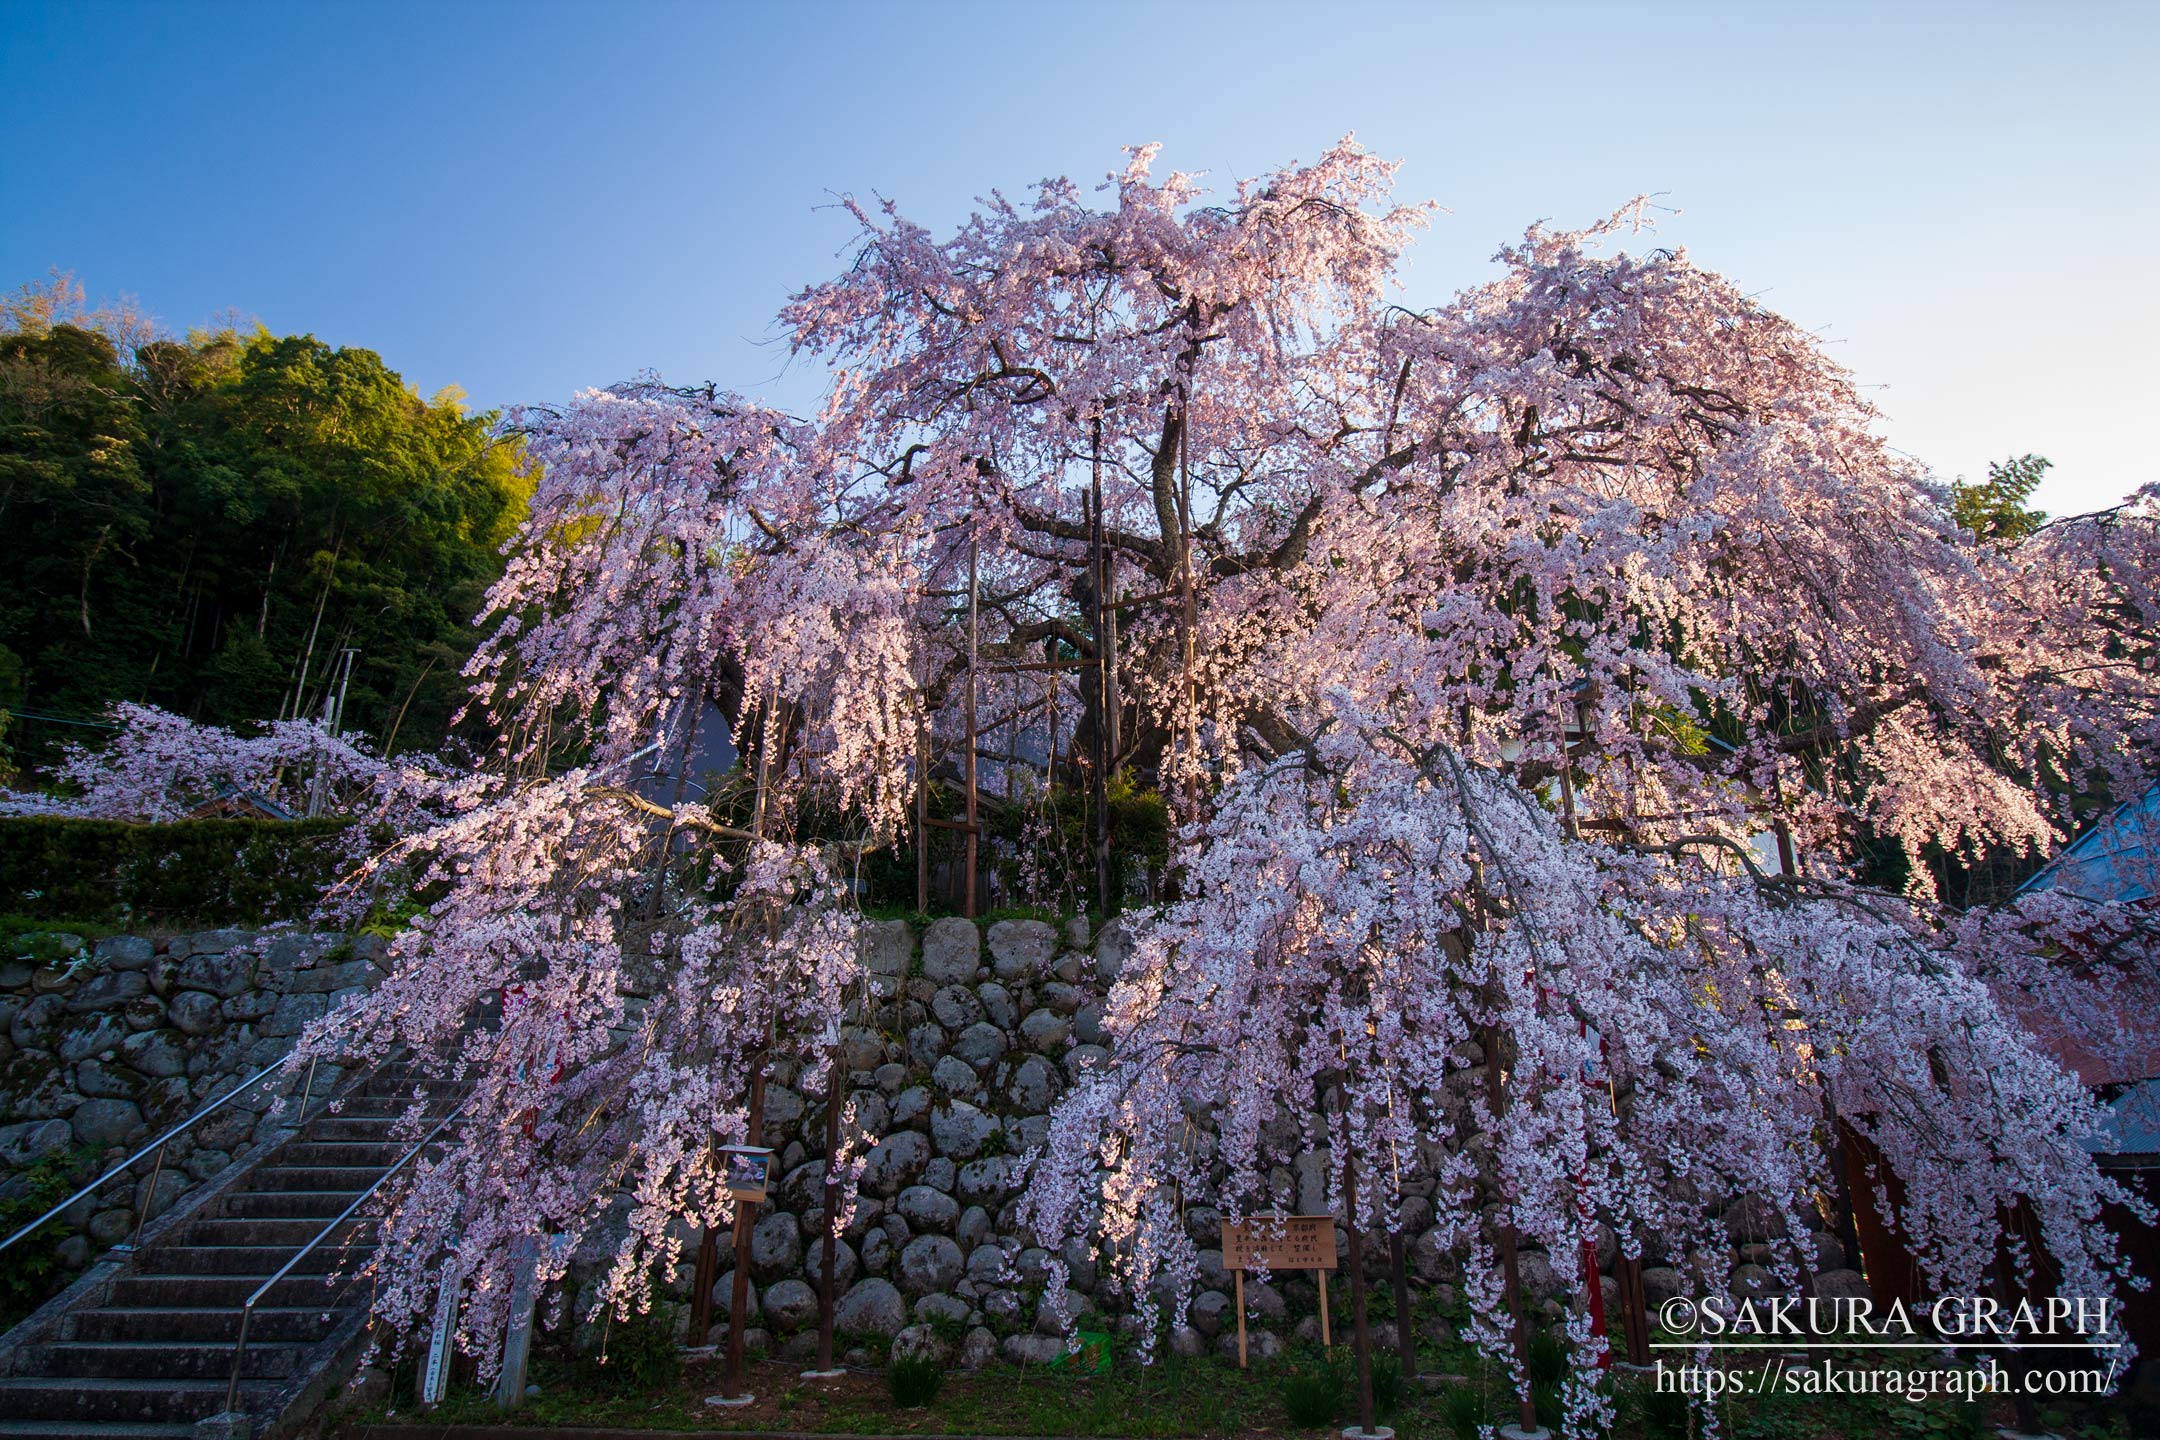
[1221,1215,1338,1271]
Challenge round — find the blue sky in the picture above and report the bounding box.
[3,0,2154,514]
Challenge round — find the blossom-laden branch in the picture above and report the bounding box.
[276,142,2156,1417]
[1018,713,2153,1420]
[0,700,448,831]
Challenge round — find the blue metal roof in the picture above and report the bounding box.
[2021,782,2158,906]
[2081,1079,2160,1156]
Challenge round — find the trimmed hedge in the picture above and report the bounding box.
[0,816,354,925]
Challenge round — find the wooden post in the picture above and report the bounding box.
[1318,1268,1331,1350]
[720,1066,766,1402]
[1618,1255,1652,1365]
[1773,817,1867,1274]
[421,1254,462,1407]
[964,539,979,918]
[1344,1156,1376,1439]
[809,1043,844,1376]
[1580,1233,1611,1369]
[1487,1023,1539,1435]
[1088,419,1113,918]
[497,1236,539,1409]
[749,685,775,841]
[1389,1229,1417,1377]
[1175,397,1199,819]
[1993,1228,2045,1437]
[1234,1268,1247,1368]
[915,657,930,915]
[687,1211,720,1346]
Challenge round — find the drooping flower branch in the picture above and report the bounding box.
[266,142,2156,1415]
[0,700,446,828]
[1020,710,2151,1422]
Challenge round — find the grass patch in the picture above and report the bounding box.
[887,1354,944,1408]
[336,1330,2111,1440]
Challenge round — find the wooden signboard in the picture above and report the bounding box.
[720,1145,773,1203]
[497,1240,539,1409]
[1221,1215,1339,1367]
[421,1256,463,1406]
[1222,1215,1338,1271]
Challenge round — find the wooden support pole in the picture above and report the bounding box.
[1773,816,1866,1273]
[1994,1231,2045,1436]
[721,1066,766,1401]
[915,660,929,915]
[1618,1255,1652,1365]
[964,539,979,919]
[1487,1023,1538,1435]
[1176,397,1199,819]
[1318,1268,1331,1351]
[1088,418,1112,918]
[1343,1156,1376,1439]
[1234,1268,1247,1368]
[687,1209,720,1346]
[1389,1228,1417,1377]
[811,1043,843,1375]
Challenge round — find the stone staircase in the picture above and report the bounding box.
[0,1060,463,1440]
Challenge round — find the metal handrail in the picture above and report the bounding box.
[222,1097,468,1414]
[0,1054,331,1256]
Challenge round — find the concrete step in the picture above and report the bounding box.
[272,1141,406,1166]
[242,1164,388,1191]
[0,1376,265,1424]
[0,1055,461,1440]
[141,1242,376,1276]
[356,1079,466,1105]
[309,1095,460,1119]
[300,1116,407,1142]
[215,1189,367,1221]
[0,1421,195,1440]
[104,1271,353,1309]
[172,1216,365,1248]
[31,1339,310,1381]
[67,1306,341,1345]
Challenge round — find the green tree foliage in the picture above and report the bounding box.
[0,276,530,754]
[0,815,355,924]
[1950,452,2049,544]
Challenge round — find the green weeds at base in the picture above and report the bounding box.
[0,1146,92,1327]
[1279,1361,1344,1427]
[349,1327,2132,1440]
[886,1354,944,1408]
[576,1306,681,1391]
[1438,1380,1490,1439]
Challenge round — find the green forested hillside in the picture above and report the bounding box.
[0,279,529,760]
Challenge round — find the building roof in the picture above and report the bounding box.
[2021,782,2158,907]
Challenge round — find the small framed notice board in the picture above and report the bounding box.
[1220,1214,1339,1367]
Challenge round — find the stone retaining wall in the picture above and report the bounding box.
[572,915,1871,1372]
[1,916,1862,1365]
[0,927,382,1275]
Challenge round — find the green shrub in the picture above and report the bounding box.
[1439,1382,1489,1440]
[1643,1382,1691,1438]
[1527,1326,1567,1386]
[888,1352,944,1407]
[0,1146,91,1326]
[1533,1379,1561,1431]
[0,816,354,924]
[1280,1360,1344,1427]
[578,1305,680,1390]
[1367,1350,1405,1415]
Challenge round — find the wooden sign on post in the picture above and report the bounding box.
[1221,1215,1339,1368]
[496,1238,539,1409]
[719,1145,773,1203]
[421,1255,463,1407]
